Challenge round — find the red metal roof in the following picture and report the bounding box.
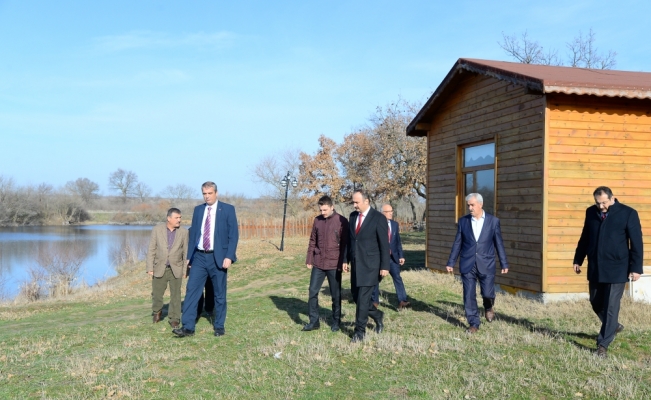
[407,58,651,136]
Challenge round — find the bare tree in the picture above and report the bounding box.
[499,31,560,65]
[108,168,138,203]
[567,28,616,69]
[160,183,194,201]
[134,182,152,203]
[499,29,616,69]
[252,148,302,199]
[64,178,100,205]
[32,241,89,297]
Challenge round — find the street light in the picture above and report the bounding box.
[279,171,298,251]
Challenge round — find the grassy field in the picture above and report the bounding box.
[1,232,650,399]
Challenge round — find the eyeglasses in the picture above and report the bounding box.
[595,201,611,207]
[382,210,394,214]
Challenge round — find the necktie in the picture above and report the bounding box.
[355,213,364,234]
[388,222,391,243]
[203,206,212,250]
[601,213,606,221]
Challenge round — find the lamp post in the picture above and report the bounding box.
[279,171,298,251]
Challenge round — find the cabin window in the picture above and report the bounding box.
[459,142,495,216]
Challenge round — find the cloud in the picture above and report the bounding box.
[93,30,236,52]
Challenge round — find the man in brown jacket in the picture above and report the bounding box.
[303,195,349,332]
[146,208,189,328]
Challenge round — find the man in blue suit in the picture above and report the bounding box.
[446,193,508,334]
[371,204,410,310]
[173,181,239,337]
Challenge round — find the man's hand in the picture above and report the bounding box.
[573,264,581,274]
[399,258,405,266]
[147,271,153,277]
[630,272,641,281]
[223,258,232,269]
[380,270,389,277]
[306,264,312,269]
[342,263,349,273]
[501,268,508,274]
[445,266,454,273]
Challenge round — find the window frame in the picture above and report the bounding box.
[456,139,497,219]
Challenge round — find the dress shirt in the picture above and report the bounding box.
[356,208,370,230]
[198,201,218,251]
[471,210,485,242]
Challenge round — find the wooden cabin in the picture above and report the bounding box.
[407,58,651,300]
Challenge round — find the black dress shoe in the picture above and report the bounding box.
[172,328,195,337]
[615,324,624,334]
[331,323,340,332]
[350,333,365,343]
[214,328,225,337]
[596,345,607,358]
[373,311,384,334]
[302,323,320,331]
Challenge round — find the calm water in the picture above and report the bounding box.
[0,225,156,299]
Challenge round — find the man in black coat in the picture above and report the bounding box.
[346,189,390,342]
[573,186,643,358]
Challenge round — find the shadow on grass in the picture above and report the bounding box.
[437,300,596,350]
[402,251,426,271]
[269,295,332,327]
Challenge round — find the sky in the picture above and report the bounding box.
[1,0,650,198]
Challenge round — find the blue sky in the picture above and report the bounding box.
[1,1,650,198]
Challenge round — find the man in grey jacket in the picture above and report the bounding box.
[303,195,349,332]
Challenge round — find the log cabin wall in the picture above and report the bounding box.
[545,94,651,293]
[426,72,546,292]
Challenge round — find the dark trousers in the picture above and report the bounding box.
[307,267,342,325]
[197,276,215,315]
[460,264,495,328]
[351,284,383,336]
[371,260,407,304]
[589,281,626,349]
[181,252,228,331]
[151,267,182,323]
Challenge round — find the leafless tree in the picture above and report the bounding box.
[64,177,100,205]
[499,31,561,65]
[108,168,138,203]
[134,182,152,203]
[499,29,616,69]
[160,183,195,201]
[567,28,617,69]
[32,241,89,297]
[252,148,302,199]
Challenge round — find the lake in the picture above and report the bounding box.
[0,225,159,300]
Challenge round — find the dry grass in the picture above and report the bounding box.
[2,233,651,399]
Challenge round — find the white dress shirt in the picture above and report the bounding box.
[198,201,218,251]
[471,210,485,242]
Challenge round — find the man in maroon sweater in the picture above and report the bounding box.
[303,195,350,332]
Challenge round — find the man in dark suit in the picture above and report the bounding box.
[573,186,643,358]
[346,190,390,342]
[446,193,508,334]
[371,204,410,310]
[173,181,239,337]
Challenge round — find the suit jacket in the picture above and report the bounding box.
[573,200,643,283]
[346,207,390,287]
[446,212,509,275]
[188,201,239,268]
[146,224,189,279]
[388,219,404,265]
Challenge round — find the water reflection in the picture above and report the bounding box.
[0,225,155,299]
